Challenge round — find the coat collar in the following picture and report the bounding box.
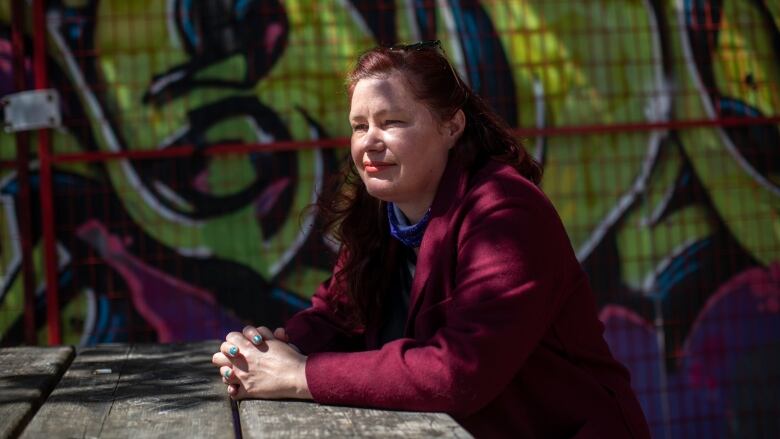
[404,157,470,333]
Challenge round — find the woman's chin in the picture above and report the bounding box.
[364,184,398,203]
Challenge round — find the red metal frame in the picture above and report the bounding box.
[43,115,780,165]
[10,0,37,345]
[31,0,61,345]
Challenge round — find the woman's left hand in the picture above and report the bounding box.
[212,326,312,400]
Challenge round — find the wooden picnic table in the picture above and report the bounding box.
[0,341,471,438]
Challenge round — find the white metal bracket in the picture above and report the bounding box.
[2,89,62,133]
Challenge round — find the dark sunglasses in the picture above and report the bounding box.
[389,40,444,53]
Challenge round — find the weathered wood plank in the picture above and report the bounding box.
[18,344,130,438]
[0,346,74,439]
[240,400,473,438]
[21,341,233,439]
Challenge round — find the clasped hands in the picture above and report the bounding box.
[212,325,312,400]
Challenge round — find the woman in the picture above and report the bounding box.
[212,41,651,438]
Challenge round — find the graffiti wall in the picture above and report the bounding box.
[1,0,778,436]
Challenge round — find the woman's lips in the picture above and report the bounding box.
[364,161,395,173]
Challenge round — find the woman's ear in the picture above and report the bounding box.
[444,109,466,146]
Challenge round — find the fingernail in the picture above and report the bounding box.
[228,345,238,357]
[224,369,231,379]
[252,335,263,345]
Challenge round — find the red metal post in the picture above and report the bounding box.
[32,0,61,345]
[10,0,38,345]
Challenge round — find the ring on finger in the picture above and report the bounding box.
[227,345,239,357]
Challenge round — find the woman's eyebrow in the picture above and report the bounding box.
[350,107,404,123]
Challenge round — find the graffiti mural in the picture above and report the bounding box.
[0,0,778,436]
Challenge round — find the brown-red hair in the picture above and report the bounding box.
[316,43,542,327]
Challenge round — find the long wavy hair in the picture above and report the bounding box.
[316,43,542,328]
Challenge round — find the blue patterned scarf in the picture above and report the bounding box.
[387,202,431,248]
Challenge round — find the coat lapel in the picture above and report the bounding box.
[404,158,469,335]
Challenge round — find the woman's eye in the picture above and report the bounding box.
[352,124,368,132]
[385,120,403,126]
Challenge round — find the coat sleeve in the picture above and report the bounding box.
[284,258,365,355]
[304,188,579,416]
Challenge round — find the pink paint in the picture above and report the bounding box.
[193,169,211,193]
[686,262,780,348]
[255,176,290,217]
[264,23,284,56]
[76,219,242,341]
[599,304,654,332]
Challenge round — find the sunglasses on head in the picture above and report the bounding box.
[389,40,444,53]
[387,40,469,105]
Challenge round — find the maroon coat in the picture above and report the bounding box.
[286,159,651,438]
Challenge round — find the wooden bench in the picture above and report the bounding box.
[0,346,74,438]
[0,342,471,438]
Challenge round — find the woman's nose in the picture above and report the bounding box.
[362,125,385,151]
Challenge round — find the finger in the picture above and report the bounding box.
[273,327,289,342]
[242,325,265,346]
[228,384,239,396]
[212,352,232,367]
[255,326,275,342]
[220,340,241,359]
[225,331,257,354]
[220,366,238,384]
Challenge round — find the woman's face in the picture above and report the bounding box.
[349,72,462,222]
